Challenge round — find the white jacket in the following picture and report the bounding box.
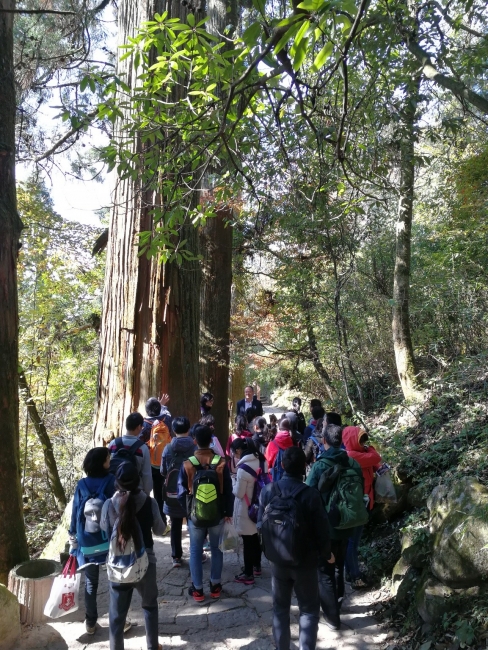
[232,454,260,536]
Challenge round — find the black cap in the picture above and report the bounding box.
[115,462,139,491]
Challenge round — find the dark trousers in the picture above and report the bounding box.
[151,467,167,524]
[318,538,348,629]
[345,524,364,580]
[271,563,320,650]
[170,517,183,558]
[84,563,100,625]
[109,562,159,650]
[242,533,261,575]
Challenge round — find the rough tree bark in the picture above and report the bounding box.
[198,0,237,447]
[19,369,67,512]
[392,75,423,402]
[199,208,233,448]
[94,0,203,444]
[0,0,30,582]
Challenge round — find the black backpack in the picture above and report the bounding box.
[109,438,144,475]
[164,449,191,504]
[261,481,307,567]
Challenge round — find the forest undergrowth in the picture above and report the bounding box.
[359,351,488,650]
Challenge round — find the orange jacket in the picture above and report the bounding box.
[342,426,381,508]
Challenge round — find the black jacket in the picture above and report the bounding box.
[257,473,332,567]
[236,396,263,417]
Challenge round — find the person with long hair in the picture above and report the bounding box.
[69,447,116,635]
[226,415,253,483]
[231,438,265,585]
[200,392,214,416]
[102,463,166,650]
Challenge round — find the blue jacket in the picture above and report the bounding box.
[69,474,116,567]
[161,436,196,518]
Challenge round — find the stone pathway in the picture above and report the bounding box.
[19,529,386,650]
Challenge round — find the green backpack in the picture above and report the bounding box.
[188,455,223,528]
[317,457,369,530]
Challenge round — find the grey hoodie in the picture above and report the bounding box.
[101,490,166,564]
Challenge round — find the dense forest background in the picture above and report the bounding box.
[1,0,488,644]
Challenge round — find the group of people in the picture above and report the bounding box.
[68,386,382,650]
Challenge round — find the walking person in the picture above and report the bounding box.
[160,416,195,567]
[69,447,116,635]
[101,463,166,650]
[342,426,381,588]
[108,412,153,496]
[231,438,264,585]
[258,447,334,650]
[306,423,366,629]
[178,424,234,603]
[265,417,294,481]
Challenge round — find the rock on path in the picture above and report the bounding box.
[19,528,385,650]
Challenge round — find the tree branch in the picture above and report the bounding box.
[405,38,488,115]
[34,109,97,163]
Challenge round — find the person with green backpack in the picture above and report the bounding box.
[306,423,367,630]
[178,424,234,603]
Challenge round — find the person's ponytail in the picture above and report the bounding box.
[113,463,143,553]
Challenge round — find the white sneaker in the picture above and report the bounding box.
[85,621,96,635]
[124,619,132,633]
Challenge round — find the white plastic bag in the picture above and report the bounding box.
[374,464,397,503]
[218,521,240,553]
[43,556,80,618]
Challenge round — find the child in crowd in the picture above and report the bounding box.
[102,463,165,650]
[69,448,116,635]
[199,413,225,457]
[231,438,264,585]
[160,417,195,567]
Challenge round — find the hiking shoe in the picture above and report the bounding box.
[163,524,171,536]
[85,621,96,635]
[202,551,208,564]
[235,572,254,585]
[203,540,210,551]
[172,557,182,568]
[351,578,367,589]
[189,584,205,603]
[209,582,222,599]
[253,566,262,577]
[124,619,132,633]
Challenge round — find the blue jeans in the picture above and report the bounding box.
[345,524,364,581]
[188,519,224,589]
[84,563,100,625]
[109,562,159,650]
[271,563,320,650]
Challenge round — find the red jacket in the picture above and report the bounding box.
[342,426,381,508]
[265,430,294,470]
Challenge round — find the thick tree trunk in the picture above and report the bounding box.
[18,369,67,512]
[392,76,422,402]
[0,0,30,583]
[199,208,233,448]
[94,0,202,444]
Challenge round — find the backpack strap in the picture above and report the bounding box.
[113,438,125,451]
[128,439,145,456]
[188,456,200,466]
[210,454,221,466]
[240,463,258,480]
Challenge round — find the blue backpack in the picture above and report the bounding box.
[309,434,325,459]
[75,475,114,565]
[270,442,285,482]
